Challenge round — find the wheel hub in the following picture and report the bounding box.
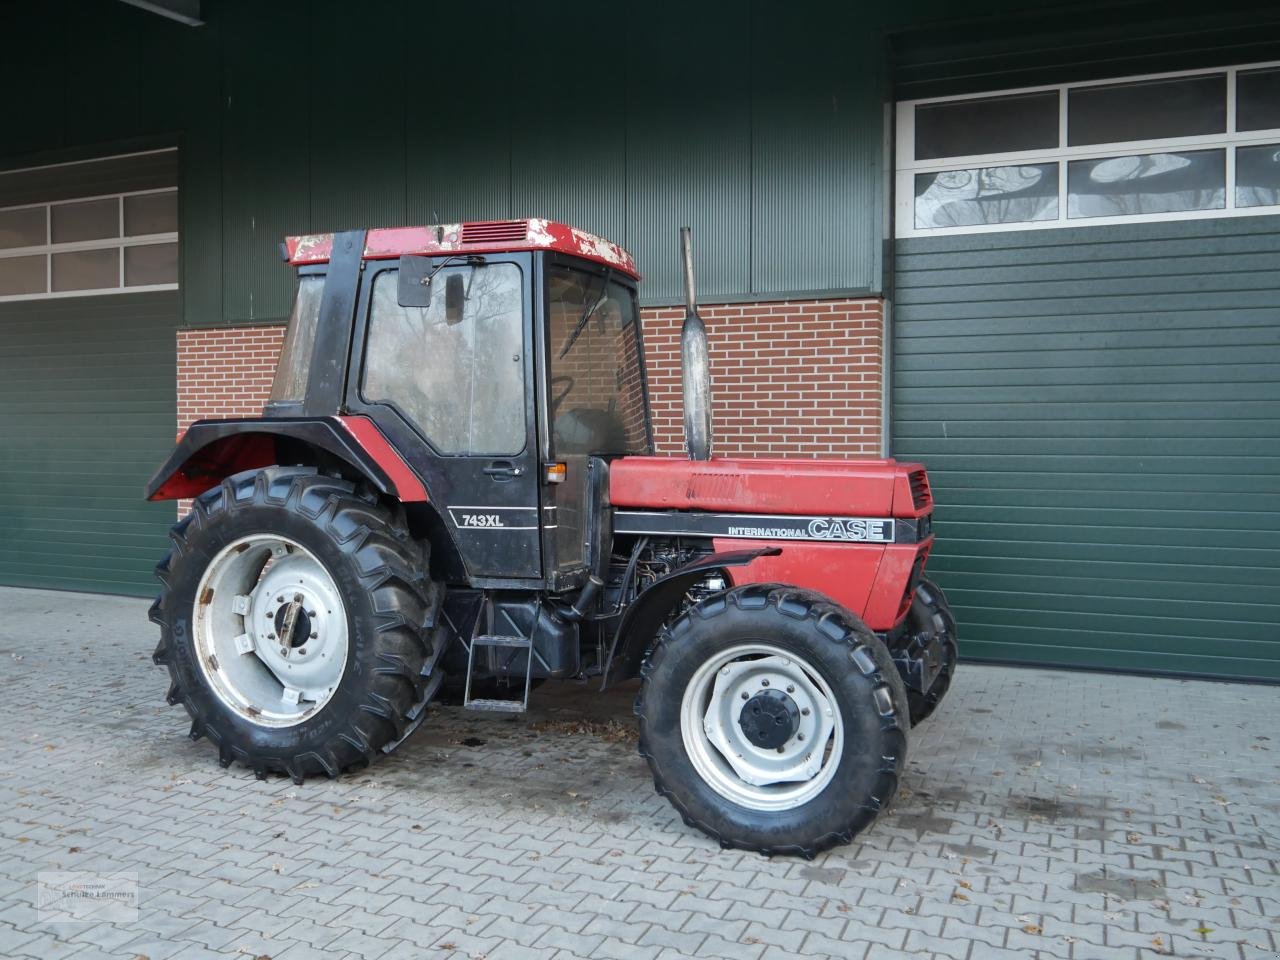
[681,646,841,812]
[192,534,348,727]
[738,689,800,749]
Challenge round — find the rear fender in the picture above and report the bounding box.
[601,546,781,689]
[144,415,428,502]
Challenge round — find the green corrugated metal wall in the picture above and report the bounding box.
[891,217,1280,680]
[0,0,887,323]
[0,293,180,595]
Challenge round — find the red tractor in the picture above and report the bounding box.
[146,220,956,856]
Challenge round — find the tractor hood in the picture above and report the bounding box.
[609,456,932,520]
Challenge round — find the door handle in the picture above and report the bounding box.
[483,462,523,479]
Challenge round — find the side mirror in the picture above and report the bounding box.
[444,272,466,325]
[397,255,433,307]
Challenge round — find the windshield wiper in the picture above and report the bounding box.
[558,270,611,359]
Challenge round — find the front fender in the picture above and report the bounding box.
[601,546,781,689]
[144,415,427,502]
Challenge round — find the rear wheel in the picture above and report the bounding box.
[150,467,444,781]
[637,584,908,857]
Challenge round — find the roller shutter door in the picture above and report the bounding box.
[0,292,179,595]
[891,216,1280,681]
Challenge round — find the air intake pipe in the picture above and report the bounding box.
[679,227,713,461]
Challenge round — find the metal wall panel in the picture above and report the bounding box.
[507,4,628,262]
[750,0,883,296]
[625,2,752,301]
[0,292,180,595]
[309,2,406,233]
[219,2,310,323]
[891,216,1280,680]
[403,5,513,225]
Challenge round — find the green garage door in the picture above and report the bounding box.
[0,292,179,595]
[892,216,1280,681]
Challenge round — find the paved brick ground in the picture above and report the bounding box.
[0,585,1276,960]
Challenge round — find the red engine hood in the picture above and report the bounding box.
[610,456,930,519]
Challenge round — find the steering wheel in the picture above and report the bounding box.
[550,375,575,417]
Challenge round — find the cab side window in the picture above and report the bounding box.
[362,265,525,455]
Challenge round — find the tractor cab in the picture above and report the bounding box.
[156,221,654,590]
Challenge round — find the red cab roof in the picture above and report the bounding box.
[285,218,640,280]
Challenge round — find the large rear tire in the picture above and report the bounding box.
[150,467,443,782]
[636,584,908,858]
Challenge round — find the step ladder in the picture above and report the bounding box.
[463,597,534,713]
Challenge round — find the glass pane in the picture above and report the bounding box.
[915,91,1058,160]
[124,242,178,286]
[914,164,1058,229]
[123,192,177,236]
[269,276,325,403]
[363,265,525,455]
[0,207,46,250]
[1067,149,1224,218]
[50,198,119,243]
[547,268,651,455]
[1067,74,1225,146]
[0,255,46,296]
[1236,143,1280,208]
[1237,67,1280,132]
[51,248,118,292]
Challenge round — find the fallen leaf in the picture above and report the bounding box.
[957,879,972,890]
[1194,925,1214,936]
[1022,924,1042,935]
[1126,832,1141,843]
[951,890,969,902]
[68,846,82,853]
[566,791,579,798]
[438,944,457,952]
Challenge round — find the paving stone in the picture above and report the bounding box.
[0,586,1275,960]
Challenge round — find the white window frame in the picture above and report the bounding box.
[895,59,1280,238]
[0,186,179,302]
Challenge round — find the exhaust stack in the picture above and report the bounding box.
[679,227,713,461]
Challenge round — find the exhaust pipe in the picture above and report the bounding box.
[679,227,713,461]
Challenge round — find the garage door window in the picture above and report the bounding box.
[897,61,1280,236]
[0,188,178,300]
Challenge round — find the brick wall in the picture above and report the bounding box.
[642,298,884,457]
[175,295,884,460]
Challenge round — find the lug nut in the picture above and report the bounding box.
[797,732,805,741]
[298,648,306,656]
[786,684,795,693]
[267,633,275,640]
[740,691,749,700]
[310,631,318,639]
[279,647,288,657]
[801,707,810,716]
[307,610,316,618]
[761,679,770,687]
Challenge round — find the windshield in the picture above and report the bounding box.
[547,265,651,455]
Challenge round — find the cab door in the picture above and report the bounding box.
[347,253,542,581]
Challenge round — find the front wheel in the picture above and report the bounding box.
[637,584,909,857]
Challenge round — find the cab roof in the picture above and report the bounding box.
[285,218,640,280]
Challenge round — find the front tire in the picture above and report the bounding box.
[150,467,443,782]
[903,578,958,726]
[637,584,908,857]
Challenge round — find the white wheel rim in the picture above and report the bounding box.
[680,642,843,812]
[192,534,348,728]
